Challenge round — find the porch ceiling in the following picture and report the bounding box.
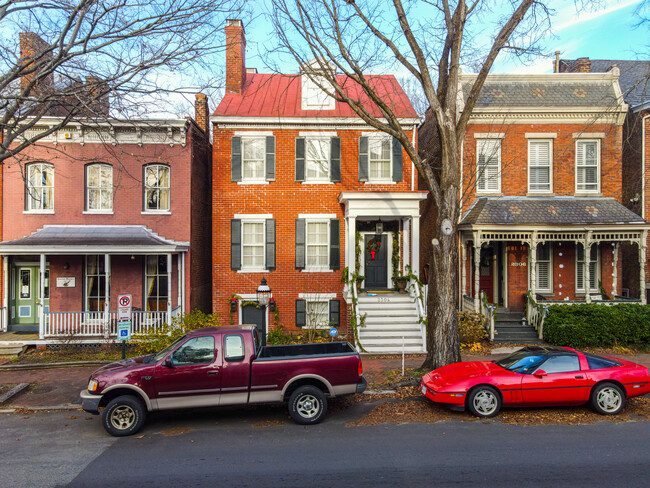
[0,225,189,255]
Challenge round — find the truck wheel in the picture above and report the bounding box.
[288,386,327,425]
[102,395,146,437]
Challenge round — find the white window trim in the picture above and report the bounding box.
[576,244,600,293]
[86,163,113,212]
[236,293,269,339]
[141,211,171,216]
[239,135,267,184]
[303,218,331,273]
[83,210,114,215]
[527,139,553,194]
[299,294,334,329]
[240,218,267,273]
[366,134,393,184]
[476,139,501,194]
[26,162,54,212]
[301,76,336,111]
[575,139,601,194]
[303,136,332,183]
[143,164,171,212]
[535,243,553,294]
[23,210,55,215]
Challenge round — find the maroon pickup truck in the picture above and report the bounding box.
[80,325,366,436]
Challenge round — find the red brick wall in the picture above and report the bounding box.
[212,127,417,335]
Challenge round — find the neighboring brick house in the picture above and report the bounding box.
[0,34,212,339]
[211,20,425,352]
[423,70,649,340]
[556,58,650,300]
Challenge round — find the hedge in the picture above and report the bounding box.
[543,304,650,348]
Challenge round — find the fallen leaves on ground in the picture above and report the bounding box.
[348,387,650,427]
[252,419,286,428]
[159,427,192,436]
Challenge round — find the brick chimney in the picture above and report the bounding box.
[225,19,246,94]
[195,93,210,135]
[19,32,53,95]
[576,57,591,73]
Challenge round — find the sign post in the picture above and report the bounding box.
[117,294,132,359]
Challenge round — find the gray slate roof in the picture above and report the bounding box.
[461,197,647,226]
[0,225,189,253]
[561,60,650,108]
[462,78,619,109]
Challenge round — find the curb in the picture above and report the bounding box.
[0,383,29,404]
[0,361,112,372]
[0,404,82,413]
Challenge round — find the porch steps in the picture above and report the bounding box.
[493,310,542,344]
[0,344,27,357]
[355,293,425,354]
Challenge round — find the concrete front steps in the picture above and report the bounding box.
[356,292,425,354]
[493,310,542,344]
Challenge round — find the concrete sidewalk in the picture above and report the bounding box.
[1,350,649,411]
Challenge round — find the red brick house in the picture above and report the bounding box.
[0,35,212,339]
[211,20,425,352]
[435,70,649,341]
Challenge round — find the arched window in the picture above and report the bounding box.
[143,164,170,212]
[26,162,54,211]
[86,163,113,211]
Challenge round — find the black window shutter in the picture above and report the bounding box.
[330,137,341,182]
[231,136,242,182]
[296,299,306,328]
[231,219,241,270]
[358,136,369,182]
[295,137,305,182]
[265,219,276,270]
[392,137,403,182]
[265,136,275,181]
[329,299,340,328]
[295,218,306,270]
[329,219,340,270]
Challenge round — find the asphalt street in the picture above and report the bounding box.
[2,402,650,488]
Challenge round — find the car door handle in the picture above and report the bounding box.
[208,370,219,376]
[575,375,584,379]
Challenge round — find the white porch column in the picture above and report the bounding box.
[3,257,8,332]
[180,253,186,315]
[347,217,356,281]
[529,236,538,297]
[584,234,592,304]
[461,240,467,302]
[104,254,111,338]
[640,232,647,305]
[39,254,45,339]
[167,253,173,324]
[612,243,619,297]
[403,218,410,274]
[411,216,420,277]
[473,232,481,310]
[177,254,182,314]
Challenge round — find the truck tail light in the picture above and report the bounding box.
[358,359,363,376]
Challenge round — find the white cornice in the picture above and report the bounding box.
[211,116,421,128]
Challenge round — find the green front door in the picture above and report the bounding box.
[12,266,49,328]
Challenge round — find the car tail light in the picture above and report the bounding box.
[358,359,363,376]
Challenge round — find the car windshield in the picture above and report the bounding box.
[152,335,188,363]
[494,350,547,374]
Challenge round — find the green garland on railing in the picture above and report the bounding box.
[340,232,367,353]
[392,231,401,287]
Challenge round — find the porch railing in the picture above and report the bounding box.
[461,294,477,312]
[44,310,168,338]
[408,279,427,352]
[480,291,496,342]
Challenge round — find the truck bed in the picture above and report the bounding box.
[256,341,356,360]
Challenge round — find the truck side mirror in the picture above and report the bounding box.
[164,357,173,368]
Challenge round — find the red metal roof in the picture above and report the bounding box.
[213,73,418,119]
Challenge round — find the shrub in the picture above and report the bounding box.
[267,324,334,345]
[457,311,488,345]
[133,309,222,355]
[543,304,650,348]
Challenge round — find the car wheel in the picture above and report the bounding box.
[467,386,501,418]
[102,395,146,437]
[590,382,625,415]
[288,386,328,425]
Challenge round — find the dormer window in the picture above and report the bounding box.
[300,59,336,111]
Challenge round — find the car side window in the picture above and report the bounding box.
[586,354,620,370]
[224,334,245,362]
[535,354,580,374]
[171,336,215,366]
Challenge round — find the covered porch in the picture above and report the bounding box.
[0,225,188,340]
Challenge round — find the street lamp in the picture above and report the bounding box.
[256,278,272,306]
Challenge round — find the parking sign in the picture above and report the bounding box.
[117,321,132,341]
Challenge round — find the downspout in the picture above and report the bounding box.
[642,114,649,220]
[411,123,417,191]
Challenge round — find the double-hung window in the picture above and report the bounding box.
[230,217,276,272]
[85,255,106,312]
[535,243,552,293]
[369,137,392,181]
[477,140,501,192]
[26,162,54,211]
[295,216,340,272]
[576,140,600,193]
[528,140,552,193]
[242,138,265,181]
[144,164,170,212]
[86,163,113,212]
[295,294,340,329]
[358,135,403,183]
[295,135,341,183]
[306,138,331,181]
[231,134,275,183]
[145,255,169,311]
[576,243,599,293]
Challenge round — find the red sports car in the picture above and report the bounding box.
[421,346,650,417]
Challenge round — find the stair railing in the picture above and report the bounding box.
[408,278,427,352]
[526,291,549,340]
[480,291,496,342]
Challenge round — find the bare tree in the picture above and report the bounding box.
[269,0,566,369]
[0,0,244,163]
